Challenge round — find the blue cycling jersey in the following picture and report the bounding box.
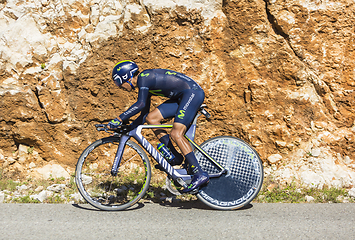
[119,69,204,126]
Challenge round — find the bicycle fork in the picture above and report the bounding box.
[111,135,129,176]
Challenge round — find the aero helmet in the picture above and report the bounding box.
[112,60,139,88]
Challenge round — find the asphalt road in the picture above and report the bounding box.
[1,201,354,239]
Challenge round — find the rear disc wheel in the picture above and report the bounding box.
[195,136,263,210]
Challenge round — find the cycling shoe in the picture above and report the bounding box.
[182,172,209,193]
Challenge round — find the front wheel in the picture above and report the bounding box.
[75,137,151,211]
[195,136,263,210]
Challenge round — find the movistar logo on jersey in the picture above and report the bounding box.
[141,73,149,77]
[178,110,185,119]
[165,71,177,75]
[149,89,165,97]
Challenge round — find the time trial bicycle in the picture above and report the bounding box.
[75,105,263,210]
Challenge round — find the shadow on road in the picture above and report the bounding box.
[71,202,145,211]
[158,199,253,211]
[71,200,252,211]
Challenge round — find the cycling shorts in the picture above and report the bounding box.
[157,89,205,127]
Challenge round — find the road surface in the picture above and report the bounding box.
[1,201,354,239]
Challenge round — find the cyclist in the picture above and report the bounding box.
[108,60,209,193]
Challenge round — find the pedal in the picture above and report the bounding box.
[189,188,199,195]
[176,177,188,189]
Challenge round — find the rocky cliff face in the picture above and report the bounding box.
[0,0,354,188]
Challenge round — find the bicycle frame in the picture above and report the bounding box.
[110,114,226,186]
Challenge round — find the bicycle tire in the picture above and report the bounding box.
[195,136,263,210]
[75,137,151,211]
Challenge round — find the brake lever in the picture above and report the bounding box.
[95,124,109,132]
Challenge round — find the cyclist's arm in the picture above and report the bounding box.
[130,94,151,126]
[119,87,150,122]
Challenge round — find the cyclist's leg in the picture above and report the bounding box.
[145,107,166,138]
[170,122,204,171]
[146,99,178,137]
[170,89,205,156]
[169,89,209,192]
[146,100,184,165]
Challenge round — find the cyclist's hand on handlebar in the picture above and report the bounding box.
[108,118,122,129]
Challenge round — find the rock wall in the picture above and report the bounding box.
[0,0,354,188]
